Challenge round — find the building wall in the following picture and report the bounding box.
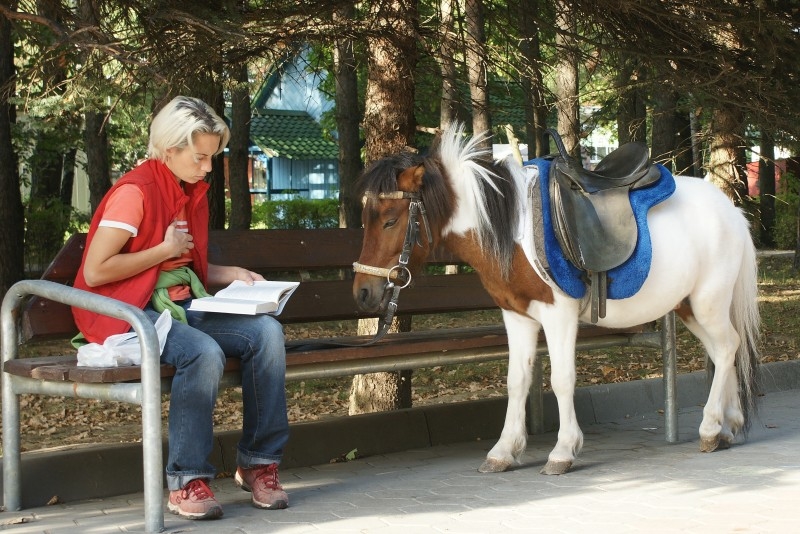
[251,156,338,201]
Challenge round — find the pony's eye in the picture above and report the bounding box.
[383,219,397,229]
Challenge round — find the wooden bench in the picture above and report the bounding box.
[2,228,677,533]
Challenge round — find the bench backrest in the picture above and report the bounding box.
[22,229,496,342]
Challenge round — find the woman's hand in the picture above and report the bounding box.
[163,223,194,258]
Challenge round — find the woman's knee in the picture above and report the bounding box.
[163,327,226,374]
[250,316,285,348]
[249,316,286,366]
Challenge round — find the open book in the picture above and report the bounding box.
[188,280,300,315]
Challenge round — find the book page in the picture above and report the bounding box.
[214,280,298,302]
[187,280,299,315]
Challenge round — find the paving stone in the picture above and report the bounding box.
[3,387,799,533]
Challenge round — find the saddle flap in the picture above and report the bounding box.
[551,175,637,272]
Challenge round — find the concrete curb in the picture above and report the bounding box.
[4,359,800,507]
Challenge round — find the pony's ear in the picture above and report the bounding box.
[397,164,425,192]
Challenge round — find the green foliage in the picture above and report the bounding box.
[749,172,799,250]
[24,199,90,276]
[250,197,339,230]
[770,172,799,250]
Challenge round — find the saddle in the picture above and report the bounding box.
[547,129,661,322]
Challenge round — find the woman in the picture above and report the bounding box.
[72,96,289,520]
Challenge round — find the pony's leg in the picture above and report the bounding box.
[538,299,583,475]
[479,310,539,473]
[680,308,743,451]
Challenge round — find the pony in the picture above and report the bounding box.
[352,123,760,475]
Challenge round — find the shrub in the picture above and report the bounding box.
[24,200,90,276]
[252,197,339,229]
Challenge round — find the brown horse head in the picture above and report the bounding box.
[352,152,454,313]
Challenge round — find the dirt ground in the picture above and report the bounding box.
[3,255,798,454]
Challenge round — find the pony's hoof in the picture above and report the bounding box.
[700,436,731,452]
[478,457,511,473]
[540,460,572,475]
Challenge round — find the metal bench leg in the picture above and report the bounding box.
[141,353,165,533]
[2,300,22,512]
[662,311,678,442]
[2,375,22,512]
[527,356,544,434]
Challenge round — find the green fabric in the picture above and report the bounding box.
[71,331,88,349]
[70,267,210,349]
[151,266,211,324]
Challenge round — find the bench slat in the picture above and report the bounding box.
[5,357,244,384]
[5,323,646,383]
[22,273,498,341]
[207,228,464,270]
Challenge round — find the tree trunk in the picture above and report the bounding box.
[200,81,227,229]
[80,0,111,215]
[350,316,413,414]
[553,0,580,157]
[616,57,647,145]
[228,61,252,230]
[60,148,76,206]
[794,200,800,275]
[0,2,25,292]
[651,86,677,169]
[84,110,111,214]
[707,107,747,203]
[759,130,776,247]
[333,2,363,230]
[689,106,704,177]
[673,108,694,176]
[363,1,417,160]
[465,0,490,147]
[519,0,547,158]
[351,0,418,415]
[437,0,459,129]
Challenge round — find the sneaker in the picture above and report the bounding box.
[167,478,224,520]
[234,464,289,509]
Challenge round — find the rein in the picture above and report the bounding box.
[351,190,433,344]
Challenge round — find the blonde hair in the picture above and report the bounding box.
[147,96,230,162]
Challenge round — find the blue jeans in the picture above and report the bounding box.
[144,304,289,491]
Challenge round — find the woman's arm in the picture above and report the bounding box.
[82,224,193,287]
[207,264,265,286]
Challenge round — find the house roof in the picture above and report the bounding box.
[249,109,339,160]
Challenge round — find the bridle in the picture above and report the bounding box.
[352,190,433,341]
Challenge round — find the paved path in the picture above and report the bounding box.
[2,387,799,533]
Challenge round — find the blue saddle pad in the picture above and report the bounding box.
[525,158,676,300]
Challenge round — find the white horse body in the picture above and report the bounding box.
[591,175,751,328]
[437,130,760,474]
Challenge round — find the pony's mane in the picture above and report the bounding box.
[356,124,519,279]
[433,123,519,279]
[357,151,456,244]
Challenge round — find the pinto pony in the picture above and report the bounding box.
[352,124,760,475]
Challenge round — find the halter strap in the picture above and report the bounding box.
[350,190,433,344]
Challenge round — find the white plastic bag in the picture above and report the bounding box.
[77,309,172,367]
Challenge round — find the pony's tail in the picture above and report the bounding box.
[732,237,761,434]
